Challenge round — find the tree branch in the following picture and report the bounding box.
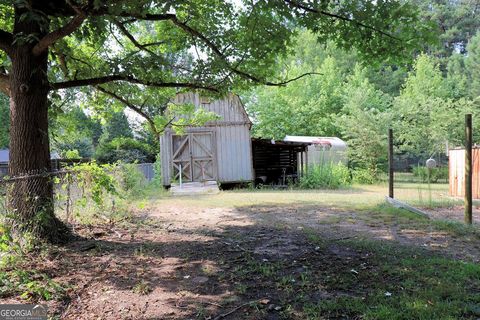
[43,7,322,87]
[95,85,160,139]
[168,16,321,86]
[0,29,13,56]
[42,8,320,89]
[88,8,175,21]
[112,20,158,57]
[267,72,324,85]
[284,0,401,41]
[50,75,219,92]
[32,12,87,56]
[106,12,175,21]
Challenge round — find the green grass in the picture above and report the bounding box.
[393,172,449,184]
[312,239,480,320]
[132,279,152,295]
[150,181,453,211]
[432,219,480,238]
[229,235,480,320]
[147,182,479,241]
[353,203,480,241]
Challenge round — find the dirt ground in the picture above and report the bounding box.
[2,193,479,319]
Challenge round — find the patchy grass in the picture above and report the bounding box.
[132,279,152,295]
[0,222,70,305]
[432,219,480,238]
[0,269,68,301]
[358,204,480,240]
[363,203,429,222]
[226,231,480,320]
[152,181,453,210]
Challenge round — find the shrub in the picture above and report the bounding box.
[95,137,156,164]
[59,161,150,224]
[298,163,351,189]
[70,162,118,207]
[152,156,163,187]
[412,165,448,183]
[54,137,94,158]
[120,163,148,198]
[63,162,120,225]
[63,149,81,159]
[352,168,377,184]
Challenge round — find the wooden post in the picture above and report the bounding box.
[465,114,473,224]
[179,163,183,188]
[388,128,394,198]
[305,148,308,175]
[300,151,304,177]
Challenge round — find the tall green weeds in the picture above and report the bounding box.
[298,163,351,189]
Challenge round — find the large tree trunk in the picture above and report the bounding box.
[7,7,69,243]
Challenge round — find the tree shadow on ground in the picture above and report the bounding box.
[35,203,480,319]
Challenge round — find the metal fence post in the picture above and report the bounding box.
[66,173,72,224]
[388,128,394,199]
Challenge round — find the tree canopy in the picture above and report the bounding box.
[0,0,430,110]
[245,3,480,180]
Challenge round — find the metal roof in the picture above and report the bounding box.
[0,149,8,163]
[283,136,347,150]
[251,138,309,148]
[0,149,61,163]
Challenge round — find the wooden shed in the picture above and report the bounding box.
[449,147,480,198]
[160,93,253,187]
[252,138,309,185]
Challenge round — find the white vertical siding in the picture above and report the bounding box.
[160,93,253,185]
[160,130,172,186]
[214,124,253,182]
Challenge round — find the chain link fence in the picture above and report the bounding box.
[0,163,154,227]
[1,171,96,225]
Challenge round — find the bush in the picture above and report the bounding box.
[120,163,148,198]
[298,163,351,189]
[95,137,156,164]
[352,168,377,184]
[63,149,81,159]
[70,162,119,208]
[54,137,94,158]
[412,166,449,183]
[152,157,163,187]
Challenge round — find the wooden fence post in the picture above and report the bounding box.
[465,114,473,224]
[388,128,394,199]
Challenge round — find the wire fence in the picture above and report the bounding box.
[388,133,469,223]
[0,163,156,227]
[1,171,98,225]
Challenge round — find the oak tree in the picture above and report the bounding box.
[0,0,428,242]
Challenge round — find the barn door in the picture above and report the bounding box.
[191,131,216,181]
[171,131,216,182]
[172,135,193,182]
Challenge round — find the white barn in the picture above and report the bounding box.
[160,93,253,187]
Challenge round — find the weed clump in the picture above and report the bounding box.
[298,163,351,189]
